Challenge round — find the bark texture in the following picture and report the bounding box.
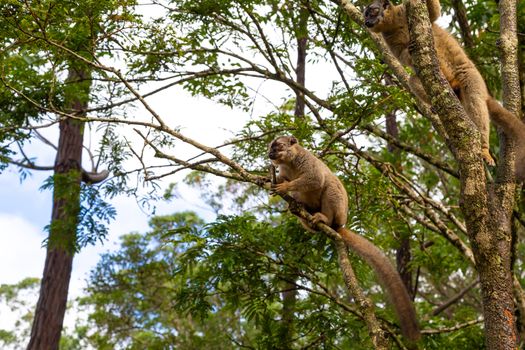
[279,14,309,344]
[334,239,390,350]
[294,4,308,120]
[406,1,518,348]
[451,0,473,49]
[498,0,524,342]
[27,66,90,350]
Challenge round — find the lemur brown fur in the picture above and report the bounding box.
[268,135,420,343]
[363,0,495,166]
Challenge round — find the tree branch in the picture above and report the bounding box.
[450,0,474,49]
[432,279,480,316]
[421,318,483,334]
[362,124,457,177]
[275,189,389,349]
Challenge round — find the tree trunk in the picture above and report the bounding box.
[406,1,519,348]
[387,119,415,298]
[497,0,524,343]
[293,5,308,120]
[279,281,296,348]
[386,107,415,298]
[385,110,399,155]
[279,9,309,346]
[27,66,90,350]
[396,233,414,299]
[383,75,415,298]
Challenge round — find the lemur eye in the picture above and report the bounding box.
[370,8,379,15]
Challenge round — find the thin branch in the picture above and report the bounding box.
[362,124,458,177]
[432,279,480,316]
[421,318,483,334]
[450,0,474,49]
[308,5,352,92]
[33,129,58,150]
[340,139,474,264]
[8,159,54,171]
[8,157,109,184]
[134,129,248,182]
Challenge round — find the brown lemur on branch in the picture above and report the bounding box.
[268,135,420,343]
[363,0,525,177]
[363,0,525,180]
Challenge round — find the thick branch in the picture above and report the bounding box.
[497,0,523,338]
[9,158,109,184]
[334,239,390,349]
[405,0,489,247]
[498,0,521,114]
[406,1,517,348]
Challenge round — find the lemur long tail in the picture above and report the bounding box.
[338,228,421,343]
[487,97,523,139]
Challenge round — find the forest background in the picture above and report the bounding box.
[0,0,524,349]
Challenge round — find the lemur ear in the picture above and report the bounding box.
[289,136,298,145]
[383,0,390,8]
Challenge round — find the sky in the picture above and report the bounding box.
[0,0,455,288]
[0,88,250,291]
[0,3,346,341]
[0,86,255,347]
[0,67,300,345]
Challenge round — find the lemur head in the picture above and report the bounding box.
[268,135,298,164]
[363,0,393,32]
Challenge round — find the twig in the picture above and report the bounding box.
[432,279,480,316]
[421,318,483,334]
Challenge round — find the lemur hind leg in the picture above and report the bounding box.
[460,83,495,166]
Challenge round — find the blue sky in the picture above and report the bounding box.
[0,35,337,343]
[0,71,325,297]
[0,89,249,298]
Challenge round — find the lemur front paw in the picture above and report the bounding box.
[271,181,290,194]
[310,212,329,226]
[256,176,272,188]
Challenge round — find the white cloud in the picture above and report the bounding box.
[0,214,46,285]
[0,20,306,344]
